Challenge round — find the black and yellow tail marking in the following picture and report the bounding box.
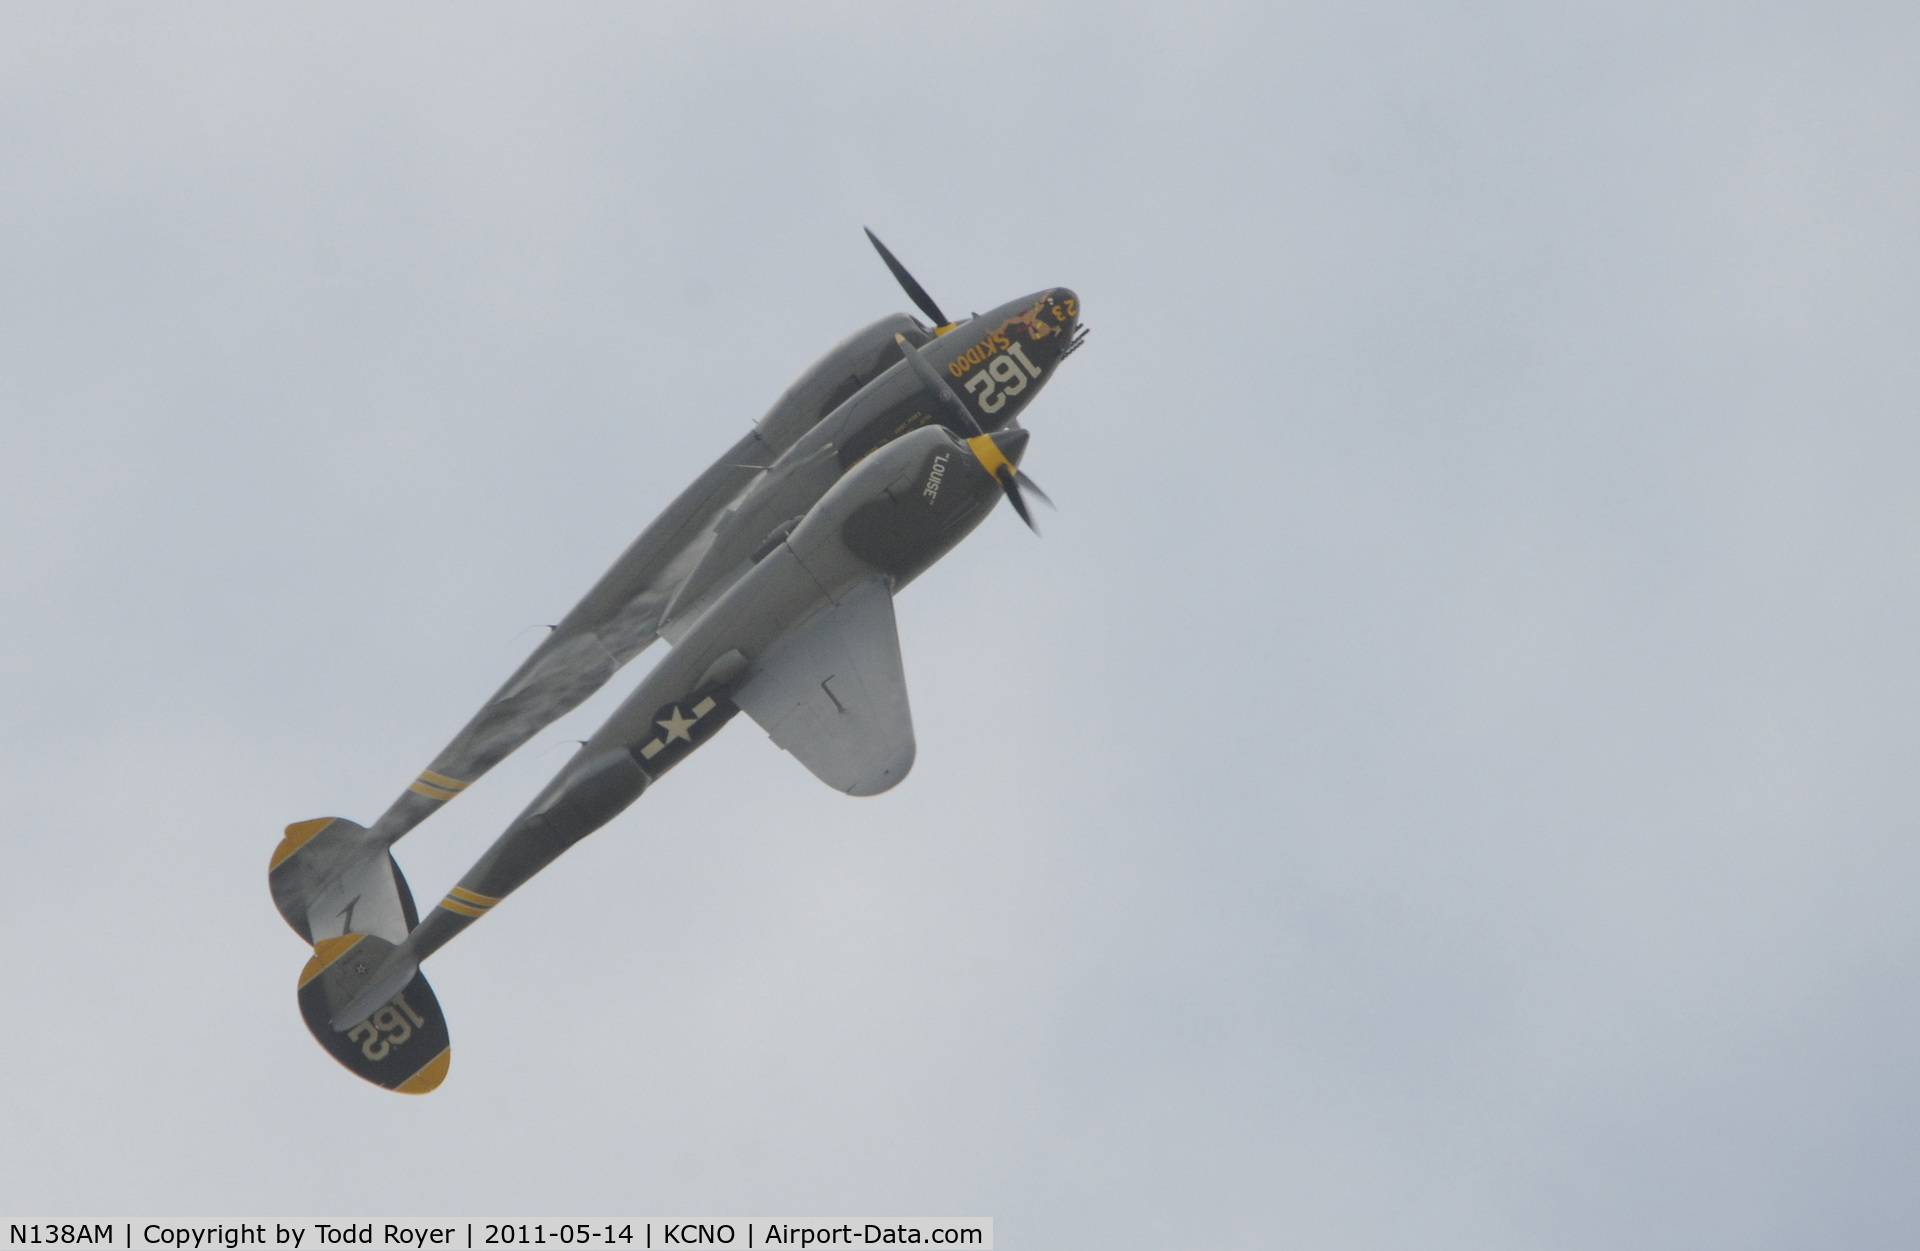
[270,817,335,871]
[296,933,451,1094]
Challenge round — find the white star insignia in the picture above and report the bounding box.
[657,706,696,743]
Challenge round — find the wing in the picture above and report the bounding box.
[734,577,916,796]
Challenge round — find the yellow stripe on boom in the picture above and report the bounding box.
[439,896,488,918]
[447,886,501,907]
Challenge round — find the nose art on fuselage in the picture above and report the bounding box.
[932,288,1081,428]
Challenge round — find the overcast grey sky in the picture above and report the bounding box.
[4,3,1918,1245]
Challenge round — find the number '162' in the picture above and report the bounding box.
[964,343,1043,414]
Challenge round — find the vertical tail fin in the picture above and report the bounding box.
[269,818,418,945]
[298,933,450,1093]
[274,819,450,1091]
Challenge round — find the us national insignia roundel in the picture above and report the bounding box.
[628,687,738,779]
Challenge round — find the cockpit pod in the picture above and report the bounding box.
[829,287,1080,470]
[920,287,1081,433]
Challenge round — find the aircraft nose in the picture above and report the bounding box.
[1025,287,1082,369]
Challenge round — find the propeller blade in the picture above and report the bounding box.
[997,467,1040,534]
[865,228,950,327]
[1016,470,1054,510]
[894,333,985,436]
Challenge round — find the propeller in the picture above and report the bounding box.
[894,332,1046,534]
[865,227,950,329]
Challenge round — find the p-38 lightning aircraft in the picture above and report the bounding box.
[269,231,1084,1092]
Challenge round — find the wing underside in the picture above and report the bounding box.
[734,577,915,796]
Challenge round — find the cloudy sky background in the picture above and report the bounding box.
[3,3,1918,1245]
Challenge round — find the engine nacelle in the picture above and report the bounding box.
[786,423,1026,592]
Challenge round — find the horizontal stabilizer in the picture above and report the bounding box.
[297,933,450,1094]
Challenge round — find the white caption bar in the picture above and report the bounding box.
[6,1223,992,1251]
